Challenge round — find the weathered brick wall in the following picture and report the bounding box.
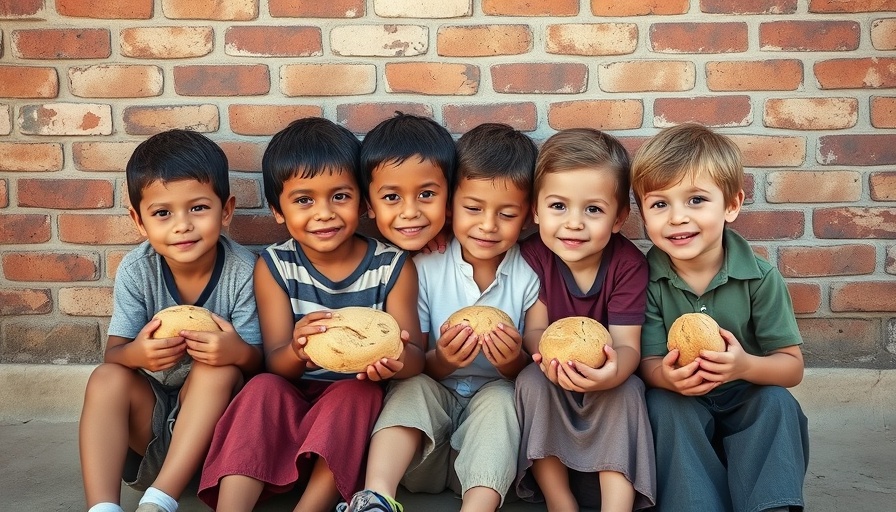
[0,0,894,368]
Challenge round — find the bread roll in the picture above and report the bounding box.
[666,312,725,366]
[445,305,513,335]
[304,307,403,373]
[539,316,610,368]
[151,305,220,339]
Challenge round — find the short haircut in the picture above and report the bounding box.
[534,128,631,212]
[631,123,744,210]
[359,112,457,201]
[126,129,229,215]
[262,117,361,213]
[455,123,537,197]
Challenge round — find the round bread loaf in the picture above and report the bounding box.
[304,307,403,373]
[667,312,726,366]
[539,316,610,368]
[445,305,513,335]
[151,305,220,339]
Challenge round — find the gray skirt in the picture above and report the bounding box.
[514,364,656,510]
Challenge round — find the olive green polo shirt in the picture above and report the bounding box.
[641,228,802,360]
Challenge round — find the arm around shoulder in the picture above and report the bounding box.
[384,260,425,378]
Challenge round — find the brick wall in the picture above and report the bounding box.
[0,0,894,368]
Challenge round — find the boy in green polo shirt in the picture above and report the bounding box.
[630,123,809,512]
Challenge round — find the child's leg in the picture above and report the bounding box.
[460,487,501,512]
[150,362,242,499]
[215,475,264,512]
[530,457,577,512]
[365,426,423,498]
[80,363,155,507]
[598,471,635,512]
[293,455,340,512]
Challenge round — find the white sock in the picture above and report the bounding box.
[87,503,124,512]
[139,487,179,512]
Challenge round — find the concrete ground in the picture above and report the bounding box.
[1,366,894,511]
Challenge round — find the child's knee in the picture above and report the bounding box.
[185,361,243,391]
[85,362,138,397]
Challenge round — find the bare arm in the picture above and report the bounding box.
[697,329,804,388]
[521,299,548,357]
[381,261,425,379]
[253,258,307,380]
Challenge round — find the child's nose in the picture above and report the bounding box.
[400,202,420,219]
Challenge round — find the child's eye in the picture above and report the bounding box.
[548,202,566,211]
[151,209,170,218]
[382,193,400,202]
[419,190,436,200]
[689,196,707,206]
[648,201,666,210]
[190,204,210,212]
[500,212,518,220]
[463,205,481,213]
[585,205,603,215]
[294,196,312,205]
[333,192,350,202]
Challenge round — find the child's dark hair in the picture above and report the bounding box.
[455,123,537,197]
[262,117,361,213]
[126,129,229,215]
[359,112,457,201]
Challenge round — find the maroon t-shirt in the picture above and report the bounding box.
[520,232,648,326]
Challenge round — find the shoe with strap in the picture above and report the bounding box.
[336,489,403,512]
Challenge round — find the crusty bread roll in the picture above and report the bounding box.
[539,316,610,368]
[445,305,513,335]
[151,305,220,339]
[667,312,726,366]
[304,307,403,373]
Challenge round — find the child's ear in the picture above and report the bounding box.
[221,195,236,227]
[531,203,539,225]
[365,201,375,219]
[128,207,148,237]
[612,204,630,233]
[270,205,286,225]
[724,190,745,224]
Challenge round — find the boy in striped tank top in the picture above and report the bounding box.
[198,118,425,512]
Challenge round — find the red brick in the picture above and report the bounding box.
[744,174,756,204]
[337,103,433,134]
[654,96,751,127]
[700,0,797,14]
[12,28,110,59]
[809,0,896,12]
[728,134,805,167]
[764,97,857,130]
[815,58,896,89]
[69,65,162,98]
[546,23,637,56]
[2,321,102,364]
[483,0,578,15]
[751,243,768,260]
[17,179,114,209]
[106,250,128,278]
[871,19,896,50]
[123,105,219,135]
[443,103,537,134]
[547,100,643,130]
[779,245,876,278]
[120,27,213,59]
[228,105,322,136]
[796,318,880,366]
[224,26,321,57]
[0,66,58,98]
[0,179,7,207]
[19,103,112,136]
[231,178,263,209]
[787,283,820,314]
[591,0,689,15]
[219,142,265,173]
[818,134,896,165]
[280,64,376,96]
[707,60,802,91]
[58,214,143,245]
[871,96,896,128]
[760,21,859,52]
[813,207,896,239]
[2,252,99,282]
[831,282,896,312]
[650,22,747,53]
[269,0,364,17]
[173,65,270,96]
[438,25,532,57]
[0,214,50,244]
[729,210,804,240]
[229,214,291,246]
[491,63,587,94]
[870,172,896,201]
[0,288,51,315]
[56,0,152,18]
[72,142,139,172]
[0,0,43,17]
[58,287,113,317]
[599,61,695,92]
[0,143,63,171]
[385,62,479,95]
[162,0,257,20]
[766,171,860,203]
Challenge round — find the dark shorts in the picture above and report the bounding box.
[122,371,182,491]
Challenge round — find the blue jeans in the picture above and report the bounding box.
[646,382,809,512]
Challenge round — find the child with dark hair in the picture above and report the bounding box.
[360,112,456,253]
[341,123,540,512]
[198,117,424,512]
[80,129,262,512]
